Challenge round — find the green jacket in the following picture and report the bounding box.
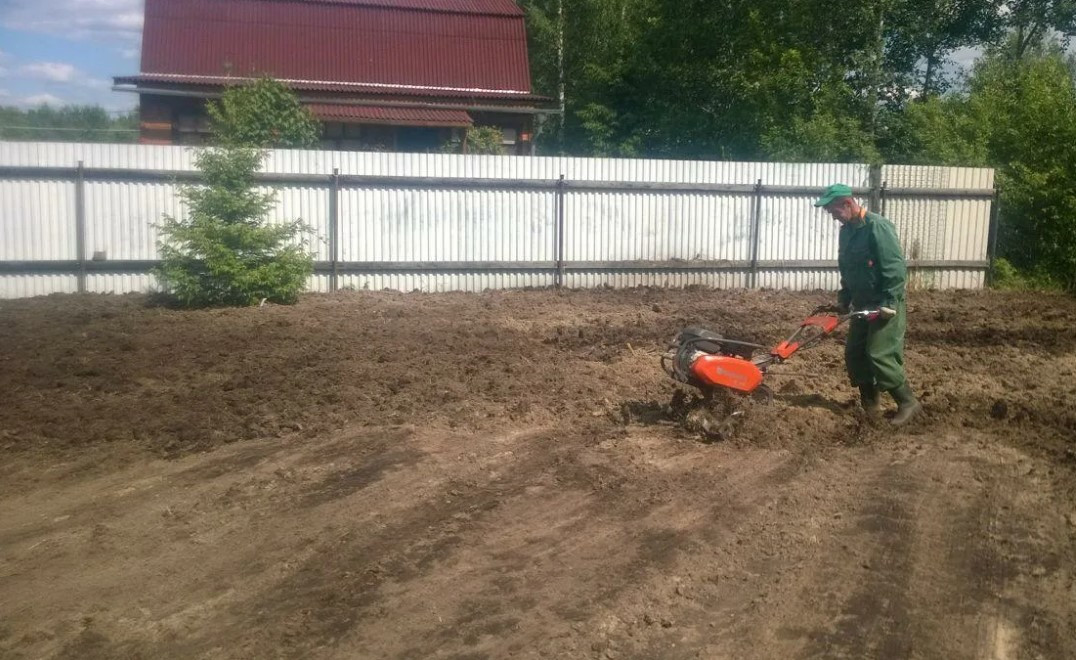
[837,211,907,309]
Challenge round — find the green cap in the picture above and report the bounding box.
[814,183,854,207]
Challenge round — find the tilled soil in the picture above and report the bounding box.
[1,288,1074,659]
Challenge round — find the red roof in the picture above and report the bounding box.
[285,0,523,15]
[138,0,534,98]
[307,103,472,126]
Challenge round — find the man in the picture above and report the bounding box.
[814,183,922,426]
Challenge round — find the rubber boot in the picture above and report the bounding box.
[889,382,923,426]
[859,383,881,416]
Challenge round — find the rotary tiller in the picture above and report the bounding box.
[660,307,880,437]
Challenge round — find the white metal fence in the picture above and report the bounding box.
[0,141,996,299]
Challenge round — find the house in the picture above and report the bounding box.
[113,0,554,154]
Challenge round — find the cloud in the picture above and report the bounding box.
[16,62,109,90]
[121,47,140,60]
[949,47,982,70]
[1,55,137,110]
[17,93,66,107]
[0,0,143,41]
[21,62,78,83]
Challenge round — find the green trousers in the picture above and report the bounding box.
[845,299,907,392]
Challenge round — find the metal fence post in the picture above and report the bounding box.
[75,160,87,293]
[329,168,340,293]
[868,163,882,213]
[986,185,1001,287]
[880,180,888,217]
[555,174,565,288]
[748,178,763,289]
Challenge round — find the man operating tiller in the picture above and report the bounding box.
[814,183,922,426]
[660,185,924,435]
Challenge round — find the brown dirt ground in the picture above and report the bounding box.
[1,288,1074,659]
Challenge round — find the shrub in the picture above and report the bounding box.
[154,78,319,307]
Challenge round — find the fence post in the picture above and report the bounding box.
[75,160,87,294]
[748,178,763,289]
[986,185,1001,287]
[555,174,565,288]
[868,163,882,213]
[880,180,888,217]
[329,168,340,293]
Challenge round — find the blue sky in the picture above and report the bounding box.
[0,0,143,113]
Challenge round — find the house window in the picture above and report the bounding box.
[320,122,395,151]
[396,126,441,153]
[316,123,454,152]
[361,125,395,151]
[175,112,211,145]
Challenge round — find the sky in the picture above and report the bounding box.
[0,0,143,113]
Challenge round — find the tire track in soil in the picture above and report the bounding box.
[965,450,1073,660]
[569,443,885,660]
[323,431,807,660]
[185,428,791,660]
[147,425,591,659]
[574,439,1075,660]
[0,426,512,660]
[2,427,1072,660]
[769,441,1071,660]
[181,437,554,657]
[798,459,921,659]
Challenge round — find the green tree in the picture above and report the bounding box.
[886,0,1003,98]
[154,78,319,307]
[0,104,138,142]
[516,0,1075,161]
[761,83,882,163]
[519,0,901,159]
[208,77,320,148]
[1000,0,1076,58]
[441,126,507,154]
[520,0,649,155]
[901,45,1076,289]
[893,95,989,165]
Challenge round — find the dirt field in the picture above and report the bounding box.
[1,288,1074,660]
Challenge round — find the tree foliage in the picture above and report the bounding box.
[972,50,1076,289]
[208,77,320,149]
[892,45,1076,289]
[1002,0,1076,58]
[441,126,507,154]
[0,105,138,142]
[154,78,318,307]
[519,0,1075,159]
